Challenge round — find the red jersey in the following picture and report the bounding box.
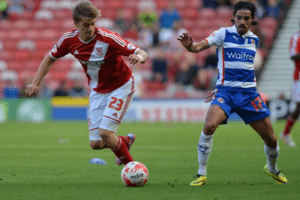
[50,27,138,93]
[289,31,300,81]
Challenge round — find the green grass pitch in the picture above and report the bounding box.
[0,121,299,200]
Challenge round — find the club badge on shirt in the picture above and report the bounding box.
[217,98,224,103]
[96,47,103,56]
[127,43,136,50]
[51,45,57,53]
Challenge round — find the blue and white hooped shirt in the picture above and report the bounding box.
[205,25,259,92]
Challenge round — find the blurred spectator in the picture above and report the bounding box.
[0,0,8,20]
[204,46,218,69]
[192,68,212,91]
[53,81,68,97]
[249,0,265,18]
[139,22,164,49]
[167,52,182,81]
[68,79,88,97]
[3,79,19,99]
[202,0,232,9]
[265,0,280,19]
[8,0,25,16]
[114,10,130,35]
[151,47,168,83]
[168,20,188,52]
[202,0,218,9]
[216,0,232,9]
[159,1,181,29]
[251,23,266,49]
[175,53,199,87]
[138,9,158,28]
[131,65,144,98]
[137,0,156,11]
[150,23,164,48]
[123,23,139,41]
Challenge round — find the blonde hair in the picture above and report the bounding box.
[72,1,100,23]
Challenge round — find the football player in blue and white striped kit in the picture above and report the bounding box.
[178,1,288,186]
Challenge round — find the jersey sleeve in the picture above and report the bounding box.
[205,28,225,47]
[289,34,300,57]
[49,35,70,59]
[108,32,139,56]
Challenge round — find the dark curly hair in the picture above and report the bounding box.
[231,1,258,25]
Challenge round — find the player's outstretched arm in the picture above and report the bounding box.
[177,33,210,53]
[129,49,149,65]
[25,54,56,97]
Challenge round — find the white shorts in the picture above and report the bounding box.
[88,75,135,141]
[292,81,300,102]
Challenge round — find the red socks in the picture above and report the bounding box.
[111,138,134,165]
[117,135,130,148]
[283,116,296,135]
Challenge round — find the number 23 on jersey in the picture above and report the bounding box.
[108,97,124,111]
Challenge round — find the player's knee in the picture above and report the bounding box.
[269,137,278,148]
[203,122,218,135]
[265,136,277,148]
[90,141,105,150]
[99,129,111,141]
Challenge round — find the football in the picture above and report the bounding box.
[121,161,149,187]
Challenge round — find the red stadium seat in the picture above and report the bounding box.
[62,19,76,30]
[36,40,55,50]
[174,0,188,9]
[3,40,18,51]
[122,1,138,10]
[19,70,36,82]
[13,20,32,30]
[0,20,11,30]
[260,17,278,30]
[106,0,122,9]
[0,51,14,61]
[181,8,199,19]
[197,18,212,29]
[26,30,41,39]
[53,9,72,19]
[24,60,40,71]
[15,50,34,61]
[8,61,23,71]
[191,0,202,8]
[217,8,233,19]
[182,19,195,29]
[156,0,169,10]
[198,8,217,19]
[10,30,26,40]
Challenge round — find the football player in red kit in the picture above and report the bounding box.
[25,1,148,165]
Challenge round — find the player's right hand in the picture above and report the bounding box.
[177,33,193,48]
[25,83,39,97]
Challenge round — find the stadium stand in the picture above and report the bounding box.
[0,0,289,98]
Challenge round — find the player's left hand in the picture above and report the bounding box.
[129,54,142,65]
